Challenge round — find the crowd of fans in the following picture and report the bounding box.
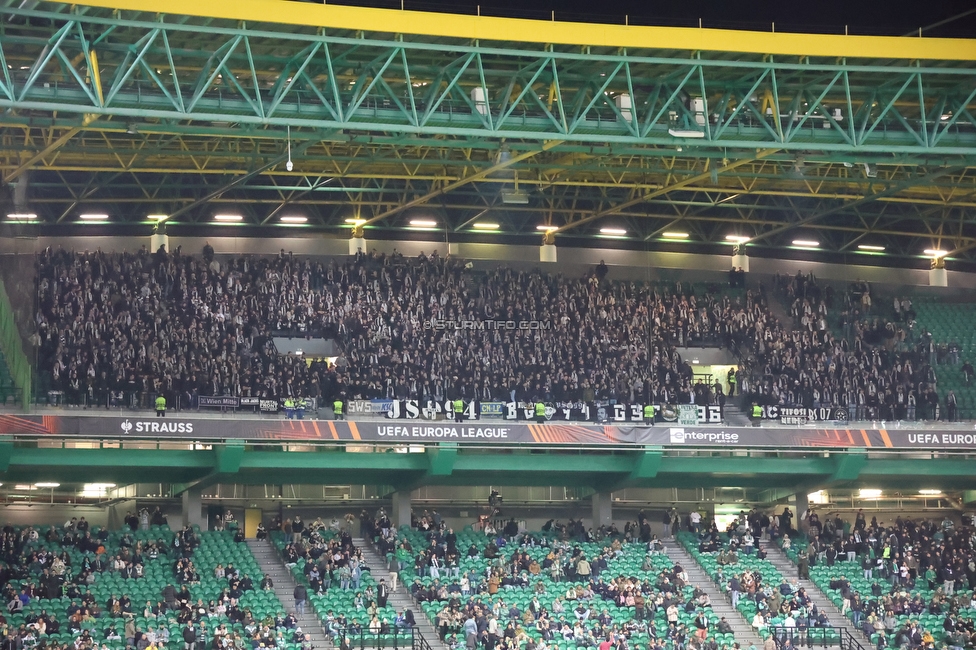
[27,246,972,421]
[684,513,834,639]
[745,273,960,421]
[34,247,776,409]
[4,502,976,650]
[673,504,976,650]
[0,515,319,650]
[791,510,976,650]
[369,510,732,650]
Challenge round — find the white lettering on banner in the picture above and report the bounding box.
[908,433,976,445]
[386,400,421,419]
[768,406,848,423]
[501,402,717,423]
[387,400,481,420]
[406,401,421,419]
[698,405,722,423]
[668,428,740,444]
[376,426,510,438]
[347,400,371,414]
[123,420,195,434]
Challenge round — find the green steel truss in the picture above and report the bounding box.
[0,2,974,153]
[0,1,975,263]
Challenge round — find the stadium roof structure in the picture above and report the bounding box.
[0,0,975,265]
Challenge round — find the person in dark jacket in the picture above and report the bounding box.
[182,624,196,650]
[377,580,389,608]
[294,584,308,615]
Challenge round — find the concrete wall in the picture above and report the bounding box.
[0,504,110,528]
[0,499,957,535]
[0,502,187,531]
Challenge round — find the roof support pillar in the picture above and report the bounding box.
[181,486,207,531]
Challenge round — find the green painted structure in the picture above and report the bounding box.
[5,438,976,495]
[0,0,975,261]
[2,10,974,154]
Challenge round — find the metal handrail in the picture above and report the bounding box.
[840,627,869,650]
[412,629,436,650]
[763,625,867,650]
[331,626,418,650]
[766,625,842,647]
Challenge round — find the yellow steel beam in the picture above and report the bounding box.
[552,149,781,234]
[5,167,974,205]
[2,115,97,184]
[69,0,976,61]
[359,139,563,225]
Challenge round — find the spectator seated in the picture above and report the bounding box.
[34,247,770,410]
[1,522,288,650]
[389,520,725,650]
[269,523,404,648]
[677,529,837,646]
[776,512,975,648]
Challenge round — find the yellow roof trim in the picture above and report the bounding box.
[70,0,976,61]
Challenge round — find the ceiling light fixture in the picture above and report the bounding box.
[280,215,307,224]
[344,218,366,226]
[536,225,558,232]
[662,231,690,239]
[35,482,60,488]
[924,249,947,257]
[472,223,500,230]
[79,213,108,221]
[501,190,529,205]
[725,235,749,243]
[147,214,168,221]
[214,214,243,222]
[600,228,627,235]
[409,219,437,227]
[6,213,37,221]
[668,128,706,138]
[857,244,885,251]
[918,489,942,496]
[792,239,819,247]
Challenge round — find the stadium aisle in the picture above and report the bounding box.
[763,545,851,639]
[247,538,332,647]
[662,540,767,649]
[353,536,450,650]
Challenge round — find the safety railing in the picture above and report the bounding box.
[765,625,860,649]
[325,623,419,650]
